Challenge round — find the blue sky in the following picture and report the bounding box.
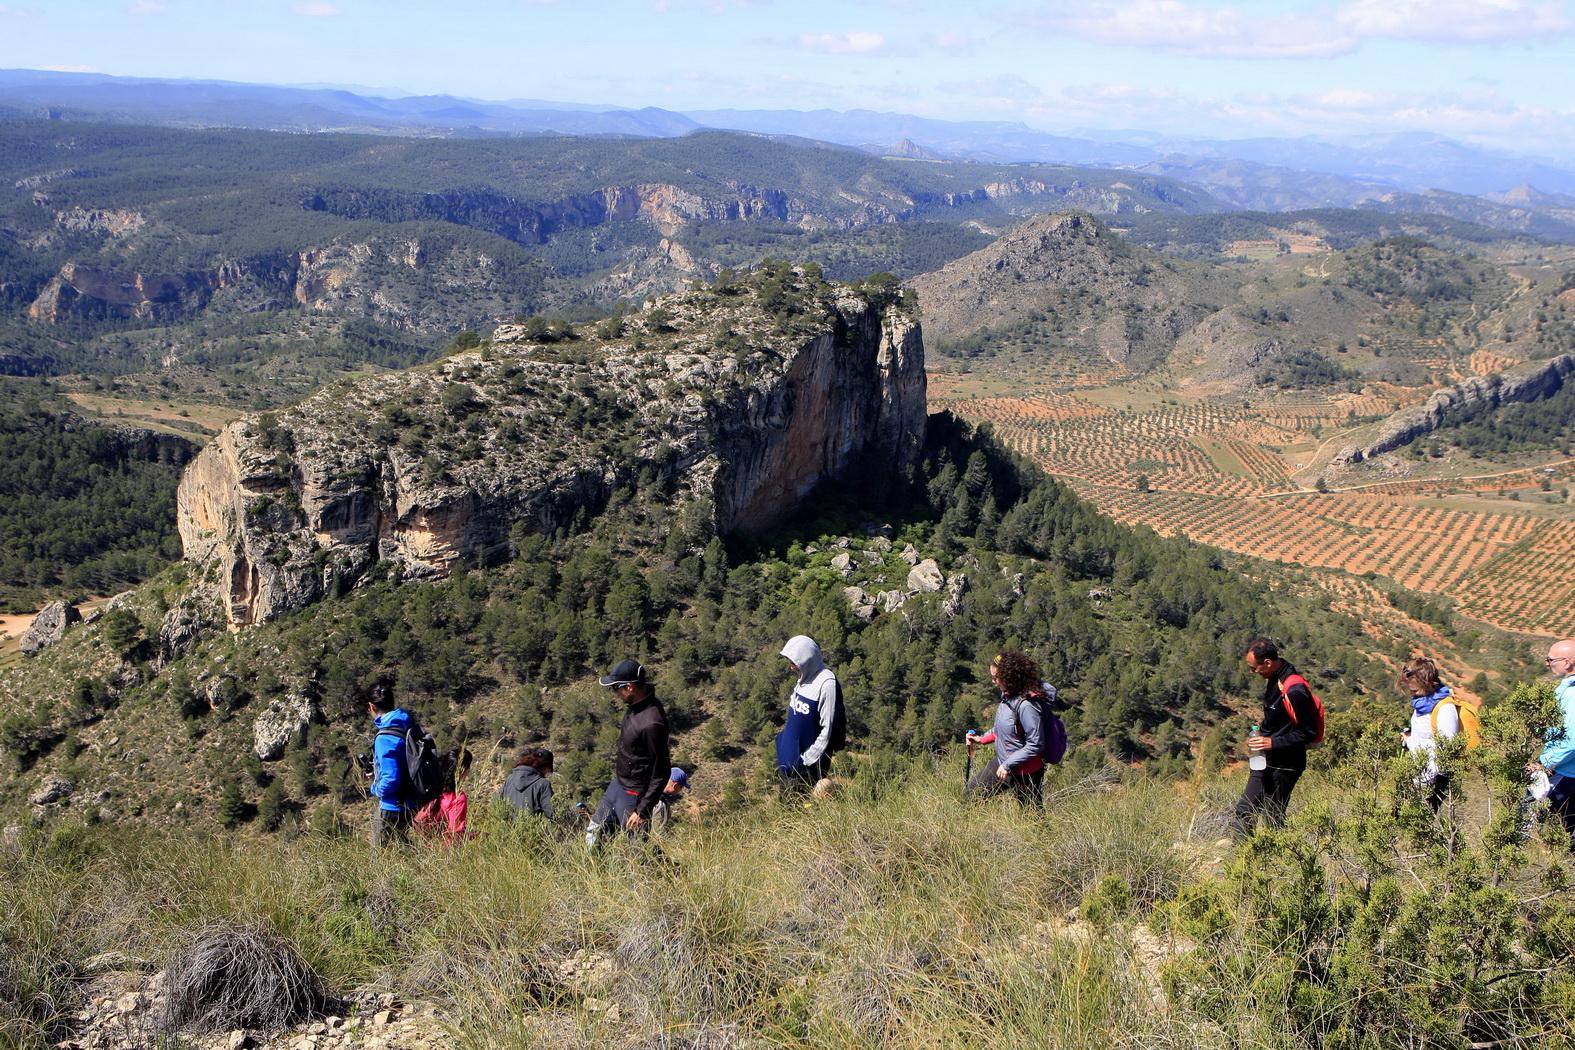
[4,0,1574,158]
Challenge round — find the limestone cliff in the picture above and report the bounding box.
[25,234,543,330]
[176,273,926,629]
[1360,354,1574,459]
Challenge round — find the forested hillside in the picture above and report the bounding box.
[0,407,1390,826]
[0,378,192,611]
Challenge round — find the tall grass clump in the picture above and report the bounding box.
[156,923,325,1035]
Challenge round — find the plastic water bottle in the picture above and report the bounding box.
[1248,724,1267,771]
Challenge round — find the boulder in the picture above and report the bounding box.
[252,688,316,761]
[19,600,80,656]
[30,773,74,806]
[830,552,855,578]
[907,559,945,594]
[843,586,876,622]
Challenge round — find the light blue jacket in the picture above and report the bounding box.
[1540,676,1575,778]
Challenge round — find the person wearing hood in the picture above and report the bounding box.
[498,747,555,820]
[1398,657,1458,812]
[364,675,414,848]
[776,635,845,789]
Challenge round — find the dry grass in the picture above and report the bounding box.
[10,755,1570,1050]
[156,923,326,1035]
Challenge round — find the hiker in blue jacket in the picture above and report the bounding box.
[1534,638,1575,846]
[776,635,844,791]
[364,676,414,848]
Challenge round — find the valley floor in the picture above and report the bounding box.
[935,375,1575,640]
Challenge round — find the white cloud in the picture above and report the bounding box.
[798,31,888,54]
[292,2,340,16]
[1337,0,1571,43]
[42,64,103,72]
[933,28,974,53]
[125,0,169,14]
[1012,0,1572,58]
[1014,1,1356,57]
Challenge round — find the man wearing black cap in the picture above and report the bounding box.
[587,658,670,846]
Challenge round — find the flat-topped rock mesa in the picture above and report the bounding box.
[176,273,926,629]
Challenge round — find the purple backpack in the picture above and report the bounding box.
[1011,687,1068,765]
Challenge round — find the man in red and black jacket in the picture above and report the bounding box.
[1231,637,1323,838]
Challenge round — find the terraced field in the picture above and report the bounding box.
[935,385,1575,637]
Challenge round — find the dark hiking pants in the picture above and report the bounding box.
[370,806,412,848]
[1231,766,1302,837]
[966,756,1044,806]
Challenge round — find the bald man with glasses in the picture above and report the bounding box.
[1536,639,1575,845]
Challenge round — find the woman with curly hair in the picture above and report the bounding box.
[1398,656,1459,812]
[965,648,1052,806]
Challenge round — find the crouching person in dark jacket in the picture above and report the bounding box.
[498,748,555,820]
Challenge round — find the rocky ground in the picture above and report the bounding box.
[64,969,451,1050]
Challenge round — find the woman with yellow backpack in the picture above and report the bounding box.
[1399,656,1480,812]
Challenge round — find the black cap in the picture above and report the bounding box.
[599,658,647,687]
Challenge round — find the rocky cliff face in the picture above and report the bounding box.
[1359,354,1575,459]
[24,235,546,330]
[27,262,221,323]
[176,273,926,629]
[300,183,805,243]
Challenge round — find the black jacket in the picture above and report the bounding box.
[616,692,670,819]
[1260,660,1322,771]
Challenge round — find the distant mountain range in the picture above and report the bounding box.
[5,68,1575,203]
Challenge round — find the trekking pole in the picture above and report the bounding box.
[964,732,976,798]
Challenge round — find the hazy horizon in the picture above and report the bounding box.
[3,1,1574,166]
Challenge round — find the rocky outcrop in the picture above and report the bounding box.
[176,276,926,628]
[29,773,73,806]
[19,600,80,657]
[910,211,1227,372]
[24,236,537,330]
[300,183,803,243]
[252,689,316,761]
[27,263,221,323]
[1362,355,1575,458]
[55,207,146,236]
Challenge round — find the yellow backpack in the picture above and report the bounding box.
[1431,698,1482,749]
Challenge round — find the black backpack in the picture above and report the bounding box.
[378,721,445,807]
[827,682,847,754]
